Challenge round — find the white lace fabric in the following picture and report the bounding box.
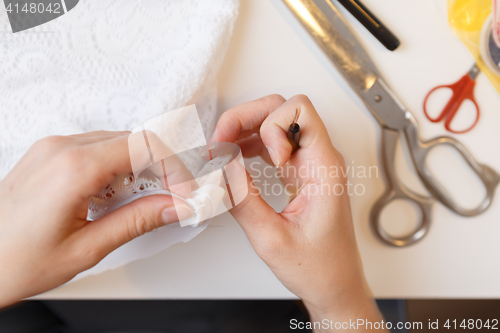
[0,0,239,278]
[0,0,239,179]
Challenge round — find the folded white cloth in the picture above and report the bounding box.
[0,0,240,278]
[0,0,239,179]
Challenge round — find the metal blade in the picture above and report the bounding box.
[283,0,409,130]
[284,0,379,90]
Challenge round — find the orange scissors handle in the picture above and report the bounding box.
[423,64,481,134]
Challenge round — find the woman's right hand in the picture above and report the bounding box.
[213,94,387,332]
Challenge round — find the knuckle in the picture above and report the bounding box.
[70,241,103,268]
[217,111,229,124]
[32,136,67,155]
[85,246,103,265]
[328,149,347,174]
[335,150,346,168]
[257,240,287,263]
[290,94,313,106]
[218,111,241,130]
[127,209,158,239]
[218,110,233,123]
[55,146,88,174]
[265,94,286,105]
[252,228,290,261]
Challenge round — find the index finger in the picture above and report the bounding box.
[212,94,286,143]
[82,134,194,198]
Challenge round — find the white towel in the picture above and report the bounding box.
[0,0,239,278]
[0,0,239,179]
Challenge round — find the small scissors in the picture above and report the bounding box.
[423,64,481,134]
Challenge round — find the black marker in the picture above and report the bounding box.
[288,108,300,155]
[336,0,400,51]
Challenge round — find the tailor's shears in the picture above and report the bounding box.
[283,0,500,246]
[423,64,481,134]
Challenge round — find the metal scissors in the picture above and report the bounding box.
[423,64,481,134]
[283,0,500,246]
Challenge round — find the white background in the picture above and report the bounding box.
[39,0,500,299]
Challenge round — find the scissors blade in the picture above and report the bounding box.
[283,0,409,130]
[468,63,480,80]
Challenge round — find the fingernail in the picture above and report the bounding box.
[162,204,194,225]
[266,145,280,168]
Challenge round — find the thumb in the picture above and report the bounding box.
[230,169,285,242]
[83,194,194,258]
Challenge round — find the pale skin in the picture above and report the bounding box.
[0,94,386,332]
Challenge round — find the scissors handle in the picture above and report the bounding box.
[405,117,500,216]
[423,72,480,134]
[371,127,434,247]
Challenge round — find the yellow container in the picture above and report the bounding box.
[448,0,500,94]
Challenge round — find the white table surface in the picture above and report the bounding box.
[39,0,500,299]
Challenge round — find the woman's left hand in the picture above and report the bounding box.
[0,131,192,308]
